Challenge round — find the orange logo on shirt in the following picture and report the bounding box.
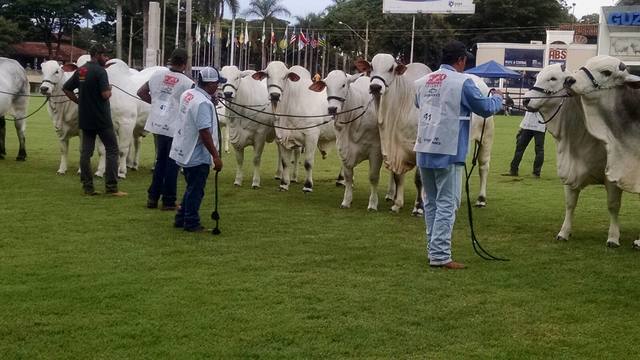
[78,66,88,81]
[426,73,447,85]
[163,74,179,86]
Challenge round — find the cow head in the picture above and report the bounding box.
[565,55,640,95]
[220,65,242,100]
[309,70,363,116]
[40,60,77,96]
[524,63,569,112]
[356,54,406,97]
[252,61,301,111]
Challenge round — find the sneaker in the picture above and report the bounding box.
[107,191,128,197]
[430,261,466,270]
[147,198,159,209]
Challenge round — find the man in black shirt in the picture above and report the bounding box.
[63,45,126,196]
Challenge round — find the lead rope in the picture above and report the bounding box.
[211,105,222,236]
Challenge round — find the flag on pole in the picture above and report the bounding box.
[261,22,266,44]
[298,31,307,50]
[245,22,250,47]
[195,22,201,44]
[279,25,288,50]
[207,22,212,44]
[311,33,318,49]
[318,34,327,48]
[290,26,297,45]
[226,27,230,48]
[270,24,276,45]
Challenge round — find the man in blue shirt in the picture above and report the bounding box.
[415,41,503,269]
[170,67,225,232]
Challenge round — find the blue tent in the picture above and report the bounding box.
[465,60,521,79]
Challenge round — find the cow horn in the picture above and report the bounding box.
[619,62,627,71]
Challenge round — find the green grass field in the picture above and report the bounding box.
[1,98,639,359]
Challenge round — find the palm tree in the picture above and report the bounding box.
[242,0,291,68]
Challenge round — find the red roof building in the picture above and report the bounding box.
[10,42,87,68]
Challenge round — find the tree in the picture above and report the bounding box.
[199,0,240,68]
[616,0,640,5]
[0,17,24,56]
[579,13,599,24]
[243,0,291,68]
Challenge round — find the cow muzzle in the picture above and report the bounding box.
[523,98,530,108]
[224,91,234,100]
[40,86,50,95]
[369,84,382,95]
[270,93,281,103]
[328,106,338,116]
[563,76,577,89]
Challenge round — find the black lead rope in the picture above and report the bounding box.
[3,97,50,122]
[211,106,222,236]
[464,111,509,261]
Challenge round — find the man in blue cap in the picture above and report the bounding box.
[170,67,225,232]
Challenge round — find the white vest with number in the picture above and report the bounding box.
[144,69,194,137]
[169,88,218,165]
[414,68,469,155]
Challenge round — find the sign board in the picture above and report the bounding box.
[603,6,640,32]
[548,47,567,66]
[383,0,475,14]
[504,49,544,68]
[610,37,640,61]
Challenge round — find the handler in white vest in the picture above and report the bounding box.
[505,111,546,177]
[169,67,225,233]
[138,48,194,210]
[415,40,504,269]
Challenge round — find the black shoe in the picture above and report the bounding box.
[161,203,177,211]
[84,190,100,196]
[501,171,519,177]
[532,173,541,178]
[184,225,209,233]
[147,198,159,209]
[174,222,184,228]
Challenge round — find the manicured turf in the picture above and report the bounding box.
[1,99,639,358]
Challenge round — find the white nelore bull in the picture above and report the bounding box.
[253,62,335,192]
[309,71,383,210]
[564,55,640,249]
[39,60,80,174]
[524,63,624,248]
[355,54,430,214]
[0,57,29,161]
[220,65,278,188]
[99,59,164,178]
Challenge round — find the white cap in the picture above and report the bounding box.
[198,67,227,84]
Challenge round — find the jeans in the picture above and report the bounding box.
[510,129,545,176]
[81,128,119,193]
[419,164,463,265]
[148,134,179,206]
[175,164,210,230]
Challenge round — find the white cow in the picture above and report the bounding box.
[253,62,335,192]
[355,54,431,214]
[39,60,80,174]
[215,102,230,154]
[309,71,383,210]
[98,59,164,178]
[524,63,624,248]
[564,55,640,248]
[0,57,29,161]
[220,65,278,188]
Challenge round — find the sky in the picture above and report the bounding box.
[226,0,618,21]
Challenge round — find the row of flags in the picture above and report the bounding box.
[194,21,327,50]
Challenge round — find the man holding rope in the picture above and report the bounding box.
[170,67,224,233]
[415,40,503,269]
[63,44,127,197]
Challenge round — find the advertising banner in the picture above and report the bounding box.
[504,49,544,68]
[382,0,475,14]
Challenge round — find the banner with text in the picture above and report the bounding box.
[383,0,475,14]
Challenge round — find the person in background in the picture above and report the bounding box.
[169,67,224,233]
[414,40,503,270]
[504,111,546,178]
[63,44,127,197]
[504,92,514,116]
[137,48,194,210]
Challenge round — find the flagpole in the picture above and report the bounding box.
[175,0,180,47]
[297,30,302,66]
[410,15,416,63]
[229,16,236,69]
[321,34,327,78]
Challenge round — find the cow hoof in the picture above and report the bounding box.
[274,176,281,180]
[118,175,126,180]
[411,208,424,217]
[279,185,289,192]
[606,240,620,248]
[56,170,66,175]
[390,206,401,213]
[127,166,138,171]
[252,185,260,190]
[633,240,640,250]
[336,180,346,187]
[385,195,394,202]
[302,187,313,193]
[556,235,569,241]
[233,182,242,187]
[474,201,487,208]
[15,156,26,161]
[367,206,378,212]
[291,179,299,184]
[95,173,104,178]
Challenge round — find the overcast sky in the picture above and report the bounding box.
[226,0,617,21]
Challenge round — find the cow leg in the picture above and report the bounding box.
[291,147,300,183]
[604,180,622,248]
[367,155,382,212]
[234,146,245,187]
[557,185,580,241]
[340,165,354,208]
[278,145,291,191]
[251,138,266,189]
[116,121,135,179]
[57,137,69,175]
[391,173,405,213]
[14,118,26,161]
[127,135,141,170]
[475,150,490,208]
[385,173,396,202]
[412,169,424,216]
[302,138,317,193]
[0,116,6,159]
[336,167,346,187]
[223,125,230,153]
[275,144,283,180]
[95,138,106,177]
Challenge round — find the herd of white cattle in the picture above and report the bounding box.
[0,54,638,249]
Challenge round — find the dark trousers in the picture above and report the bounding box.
[175,164,210,230]
[81,128,119,193]
[0,116,5,158]
[510,129,545,176]
[148,134,179,206]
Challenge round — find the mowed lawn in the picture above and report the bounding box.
[1,98,640,359]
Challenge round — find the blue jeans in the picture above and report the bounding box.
[175,164,210,230]
[419,164,463,265]
[148,134,179,206]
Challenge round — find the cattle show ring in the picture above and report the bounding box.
[1,0,640,358]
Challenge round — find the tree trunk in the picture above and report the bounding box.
[143,1,150,66]
[185,0,192,74]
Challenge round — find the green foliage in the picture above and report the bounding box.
[242,0,291,21]
[579,13,600,24]
[0,17,24,56]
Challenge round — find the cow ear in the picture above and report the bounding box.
[240,70,255,78]
[395,64,407,75]
[252,71,267,81]
[624,73,640,89]
[309,80,326,92]
[62,63,78,72]
[287,72,300,82]
[355,60,371,74]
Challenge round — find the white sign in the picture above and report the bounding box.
[383,0,476,14]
